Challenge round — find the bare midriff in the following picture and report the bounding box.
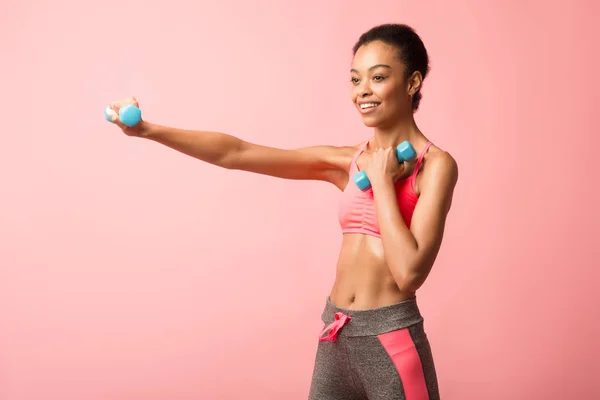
[329,233,416,310]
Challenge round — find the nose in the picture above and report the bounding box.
[359,81,372,97]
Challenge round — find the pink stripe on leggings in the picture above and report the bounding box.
[378,328,429,400]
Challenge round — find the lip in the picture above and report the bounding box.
[357,102,381,114]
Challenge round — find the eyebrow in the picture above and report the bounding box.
[350,64,392,73]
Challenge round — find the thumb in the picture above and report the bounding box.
[387,147,396,161]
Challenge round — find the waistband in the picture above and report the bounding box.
[320,296,424,338]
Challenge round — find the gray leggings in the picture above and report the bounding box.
[309,297,440,400]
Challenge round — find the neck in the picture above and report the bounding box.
[372,116,423,149]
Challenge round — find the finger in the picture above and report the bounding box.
[386,147,396,160]
[109,97,137,113]
[129,96,139,107]
[110,99,127,112]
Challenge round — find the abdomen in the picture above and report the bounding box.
[330,234,415,310]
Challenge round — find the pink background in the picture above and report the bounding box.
[1,0,599,399]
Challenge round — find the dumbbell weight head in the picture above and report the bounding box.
[354,171,372,191]
[104,104,142,127]
[395,140,417,162]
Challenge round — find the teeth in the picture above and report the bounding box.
[360,103,379,109]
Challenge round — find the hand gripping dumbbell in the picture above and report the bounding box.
[104,104,142,127]
[353,140,417,191]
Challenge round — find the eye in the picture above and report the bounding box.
[351,77,360,84]
[373,75,386,81]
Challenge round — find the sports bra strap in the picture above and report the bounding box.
[410,141,433,188]
[416,142,433,166]
[351,140,370,167]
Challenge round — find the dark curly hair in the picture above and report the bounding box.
[353,24,430,111]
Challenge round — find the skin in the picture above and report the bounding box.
[107,40,458,310]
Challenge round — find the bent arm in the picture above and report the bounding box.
[373,152,459,292]
[140,122,353,184]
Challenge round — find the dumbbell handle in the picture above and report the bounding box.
[353,140,417,191]
[105,104,142,127]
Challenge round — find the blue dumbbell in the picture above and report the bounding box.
[353,140,417,191]
[104,104,142,127]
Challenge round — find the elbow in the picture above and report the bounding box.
[220,155,236,169]
[391,264,429,293]
[396,276,422,293]
[220,144,244,170]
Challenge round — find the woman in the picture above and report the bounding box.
[107,23,457,400]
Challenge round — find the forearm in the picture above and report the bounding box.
[140,122,243,168]
[372,180,421,289]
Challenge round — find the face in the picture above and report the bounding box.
[350,40,421,128]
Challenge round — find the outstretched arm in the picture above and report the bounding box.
[143,123,350,183]
[107,97,354,187]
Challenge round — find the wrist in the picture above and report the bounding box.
[370,174,395,189]
[138,121,157,138]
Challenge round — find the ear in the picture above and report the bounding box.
[407,71,423,96]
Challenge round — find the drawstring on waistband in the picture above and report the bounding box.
[319,312,351,342]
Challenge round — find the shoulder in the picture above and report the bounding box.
[332,143,364,156]
[332,142,366,157]
[427,147,458,179]
[420,146,459,196]
[319,142,365,168]
[290,143,360,167]
[316,142,365,190]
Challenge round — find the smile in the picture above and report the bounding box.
[359,103,380,109]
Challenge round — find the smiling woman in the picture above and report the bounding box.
[105,23,456,400]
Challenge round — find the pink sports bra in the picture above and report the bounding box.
[338,140,433,237]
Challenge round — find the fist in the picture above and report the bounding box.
[365,147,415,186]
[105,96,145,136]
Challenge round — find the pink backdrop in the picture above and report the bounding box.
[1,0,599,399]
